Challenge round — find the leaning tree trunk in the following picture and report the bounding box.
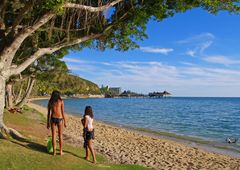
[15,74,24,104]
[15,83,23,104]
[16,77,35,108]
[15,77,31,105]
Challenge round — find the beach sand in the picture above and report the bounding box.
[27,101,240,170]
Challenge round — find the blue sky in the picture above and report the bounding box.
[62,8,240,97]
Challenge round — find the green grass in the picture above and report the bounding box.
[0,139,147,170]
[1,107,150,170]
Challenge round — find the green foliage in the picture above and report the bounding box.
[32,73,101,96]
[100,85,109,94]
[38,0,65,14]
[89,0,240,52]
[1,0,240,82]
[197,0,240,14]
[43,0,64,11]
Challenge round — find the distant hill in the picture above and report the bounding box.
[32,73,101,96]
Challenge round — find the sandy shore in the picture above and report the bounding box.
[27,102,240,170]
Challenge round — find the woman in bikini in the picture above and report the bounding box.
[82,106,96,164]
[47,91,66,155]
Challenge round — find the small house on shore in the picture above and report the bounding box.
[109,87,121,95]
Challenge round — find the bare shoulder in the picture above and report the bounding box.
[57,99,64,104]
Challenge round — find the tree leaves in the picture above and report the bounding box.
[1,0,240,75]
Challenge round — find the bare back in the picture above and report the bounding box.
[51,99,64,118]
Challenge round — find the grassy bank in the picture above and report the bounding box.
[1,107,149,170]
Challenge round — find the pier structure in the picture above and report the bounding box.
[148,91,171,98]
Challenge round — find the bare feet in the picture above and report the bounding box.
[60,151,64,156]
[85,157,89,161]
[92,160,96,164]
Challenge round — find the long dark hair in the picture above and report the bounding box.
[48,90,62,109]
[84,106,94,118]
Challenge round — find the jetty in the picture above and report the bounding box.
[148,91,171,98]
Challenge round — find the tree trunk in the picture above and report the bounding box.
[15,74,24,104]
[16,77,35,108]
[0,75,24,139]
[0,75,7,136]
[6,83,13,109]
[4,93,9,109]
[15,83,23,104]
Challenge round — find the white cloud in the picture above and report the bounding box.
[64,59,240,96]
[67,64,98,72]
[62,58,86,64]
[101,62,240,96]
[185,50,196,57]
[180,62,196,66]
[203,55,240,66]
[199,41,213,53]
[177,32,215,44]
[179,33,214,57]
[140,47,174,55]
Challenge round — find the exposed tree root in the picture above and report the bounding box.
[0,126,24,140]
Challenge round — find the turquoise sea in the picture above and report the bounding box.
[34,97,240,153]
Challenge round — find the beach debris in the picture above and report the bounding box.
[226,137,238,144]
[8,108,22,114]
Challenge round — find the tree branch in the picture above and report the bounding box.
[10,34,102,75]
[11,0,34,34]
[0,0,7,22]
[1,12,55,66]
[64,0,123,12]
[0,0,7,48]
[1,0,123,67]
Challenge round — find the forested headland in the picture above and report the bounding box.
[14,72,101,97]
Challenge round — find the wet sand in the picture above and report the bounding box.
[27,101,240,170]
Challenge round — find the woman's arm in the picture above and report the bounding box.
[47,106,51,129]
[84,116,88,129]
[81,118,85,126]
[61,100,67,127]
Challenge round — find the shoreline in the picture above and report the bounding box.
[30,98,240,158]
[93,119,240,158]
[27,101,240,169]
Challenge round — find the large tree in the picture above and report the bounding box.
[0,0,239,138]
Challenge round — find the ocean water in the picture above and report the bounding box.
[34,97,240,149]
